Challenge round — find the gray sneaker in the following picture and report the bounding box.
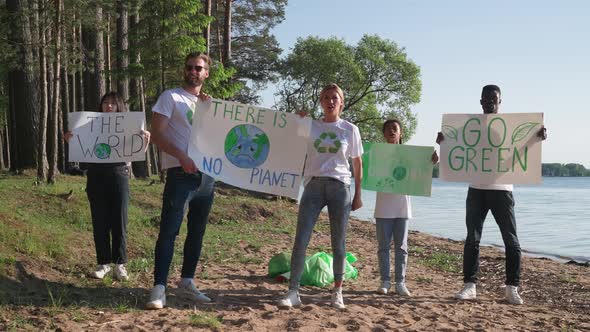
[178,279,211,303]
[395,282,411,297]
[455,282,476,300]
[505,285,524,305]
[146,285,166,309]
[89,264,111,279]
[277,289,302,308]
[376,281,391,295]
[114,264,129,281]
[330,288,345,309]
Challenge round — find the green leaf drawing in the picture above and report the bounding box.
[511,122,539,144]
[441,125,458,141]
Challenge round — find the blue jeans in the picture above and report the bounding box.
[463,187,521,286]
[153,168,215,286]
[289,177,351,290]
[376,218,409,284]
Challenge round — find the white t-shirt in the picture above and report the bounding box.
[469,184,514,191]
[374,192,412,219]
[303,118,363,185]
[152,88,200,170]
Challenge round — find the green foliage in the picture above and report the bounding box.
[188,312,222,329]
[129,0,240,103]
[542,163,590,177]
[228,0,288,104]
[276,34,422,142]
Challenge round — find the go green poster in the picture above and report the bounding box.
[361,143,435,197]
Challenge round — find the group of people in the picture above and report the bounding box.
[70,52,547,311]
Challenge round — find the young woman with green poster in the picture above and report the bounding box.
[374,119,438,296]
[65,92,150,281]
[278,83,363,309]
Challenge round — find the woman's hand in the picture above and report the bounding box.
[63,131,73,142]
[141,130,151,144]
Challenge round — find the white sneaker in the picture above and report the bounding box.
[277,289,302,308]
[146,285,166,309]
[395,282,412,297]
[331,288,345,309]
[114,264,129,281]
[455,282,477,300]
[178,278,211,303]
[376,281,391,295]
[505,285,524,305]
[90,264,111,279]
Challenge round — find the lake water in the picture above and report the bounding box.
[346,177,590,263]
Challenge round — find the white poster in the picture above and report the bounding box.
[439,113,543,184]
[68,112,147,162]
[188,99,311,199]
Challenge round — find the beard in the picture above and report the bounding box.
[184,75,204,87]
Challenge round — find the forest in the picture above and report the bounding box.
[0,0,422,183]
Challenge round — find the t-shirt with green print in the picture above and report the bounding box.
[303,118,363,186]
[152,87,200,170]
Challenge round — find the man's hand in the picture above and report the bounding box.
[179,154,198,174]
[198,92,211,102]
[295,111,309,118]
[537,126,547,140]
[436,132,444,144]
[351,194,363,211]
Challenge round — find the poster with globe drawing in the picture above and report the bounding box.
[68,112,147,162]
[188,99,312,199]
[361,143,435,197]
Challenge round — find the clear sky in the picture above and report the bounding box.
[260,0,590,167]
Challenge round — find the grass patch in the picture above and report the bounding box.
[419,251,461,273]
[560,275,577,283]
[189,312,222,329]
[416,276,433,283]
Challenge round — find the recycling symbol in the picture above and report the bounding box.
[314,131,341,153]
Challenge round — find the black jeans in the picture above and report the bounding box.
[86,164,130,265]
[463,187,521,286]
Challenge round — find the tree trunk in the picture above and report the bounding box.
[214,0,222,61]
[7,0,39,172]
[77,20,86,111]
[203,0,211,54]
[48,0,62,184]
[117,0,129,105]
[60,9,69,173]
[106,14,112,92]
[95,4,106,104]
[222,0,232,64]
[37,0,49,180]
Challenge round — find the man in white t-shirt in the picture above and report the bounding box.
[146,53,215,309]
[437,84,547,305]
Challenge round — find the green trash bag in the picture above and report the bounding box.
[300,252,359,287]
[268,252,291,278]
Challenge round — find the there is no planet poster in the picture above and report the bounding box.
[188,98,311,199]
[68,112,147,163]
[439,113,543,184]
[362,143,435,197]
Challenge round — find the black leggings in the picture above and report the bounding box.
[86,164,130,265]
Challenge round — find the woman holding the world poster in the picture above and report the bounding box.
[278,83,363,310]
[65,92,150,281]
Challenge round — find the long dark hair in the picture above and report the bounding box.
[99,91,127,113]
[382,119,403,144]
